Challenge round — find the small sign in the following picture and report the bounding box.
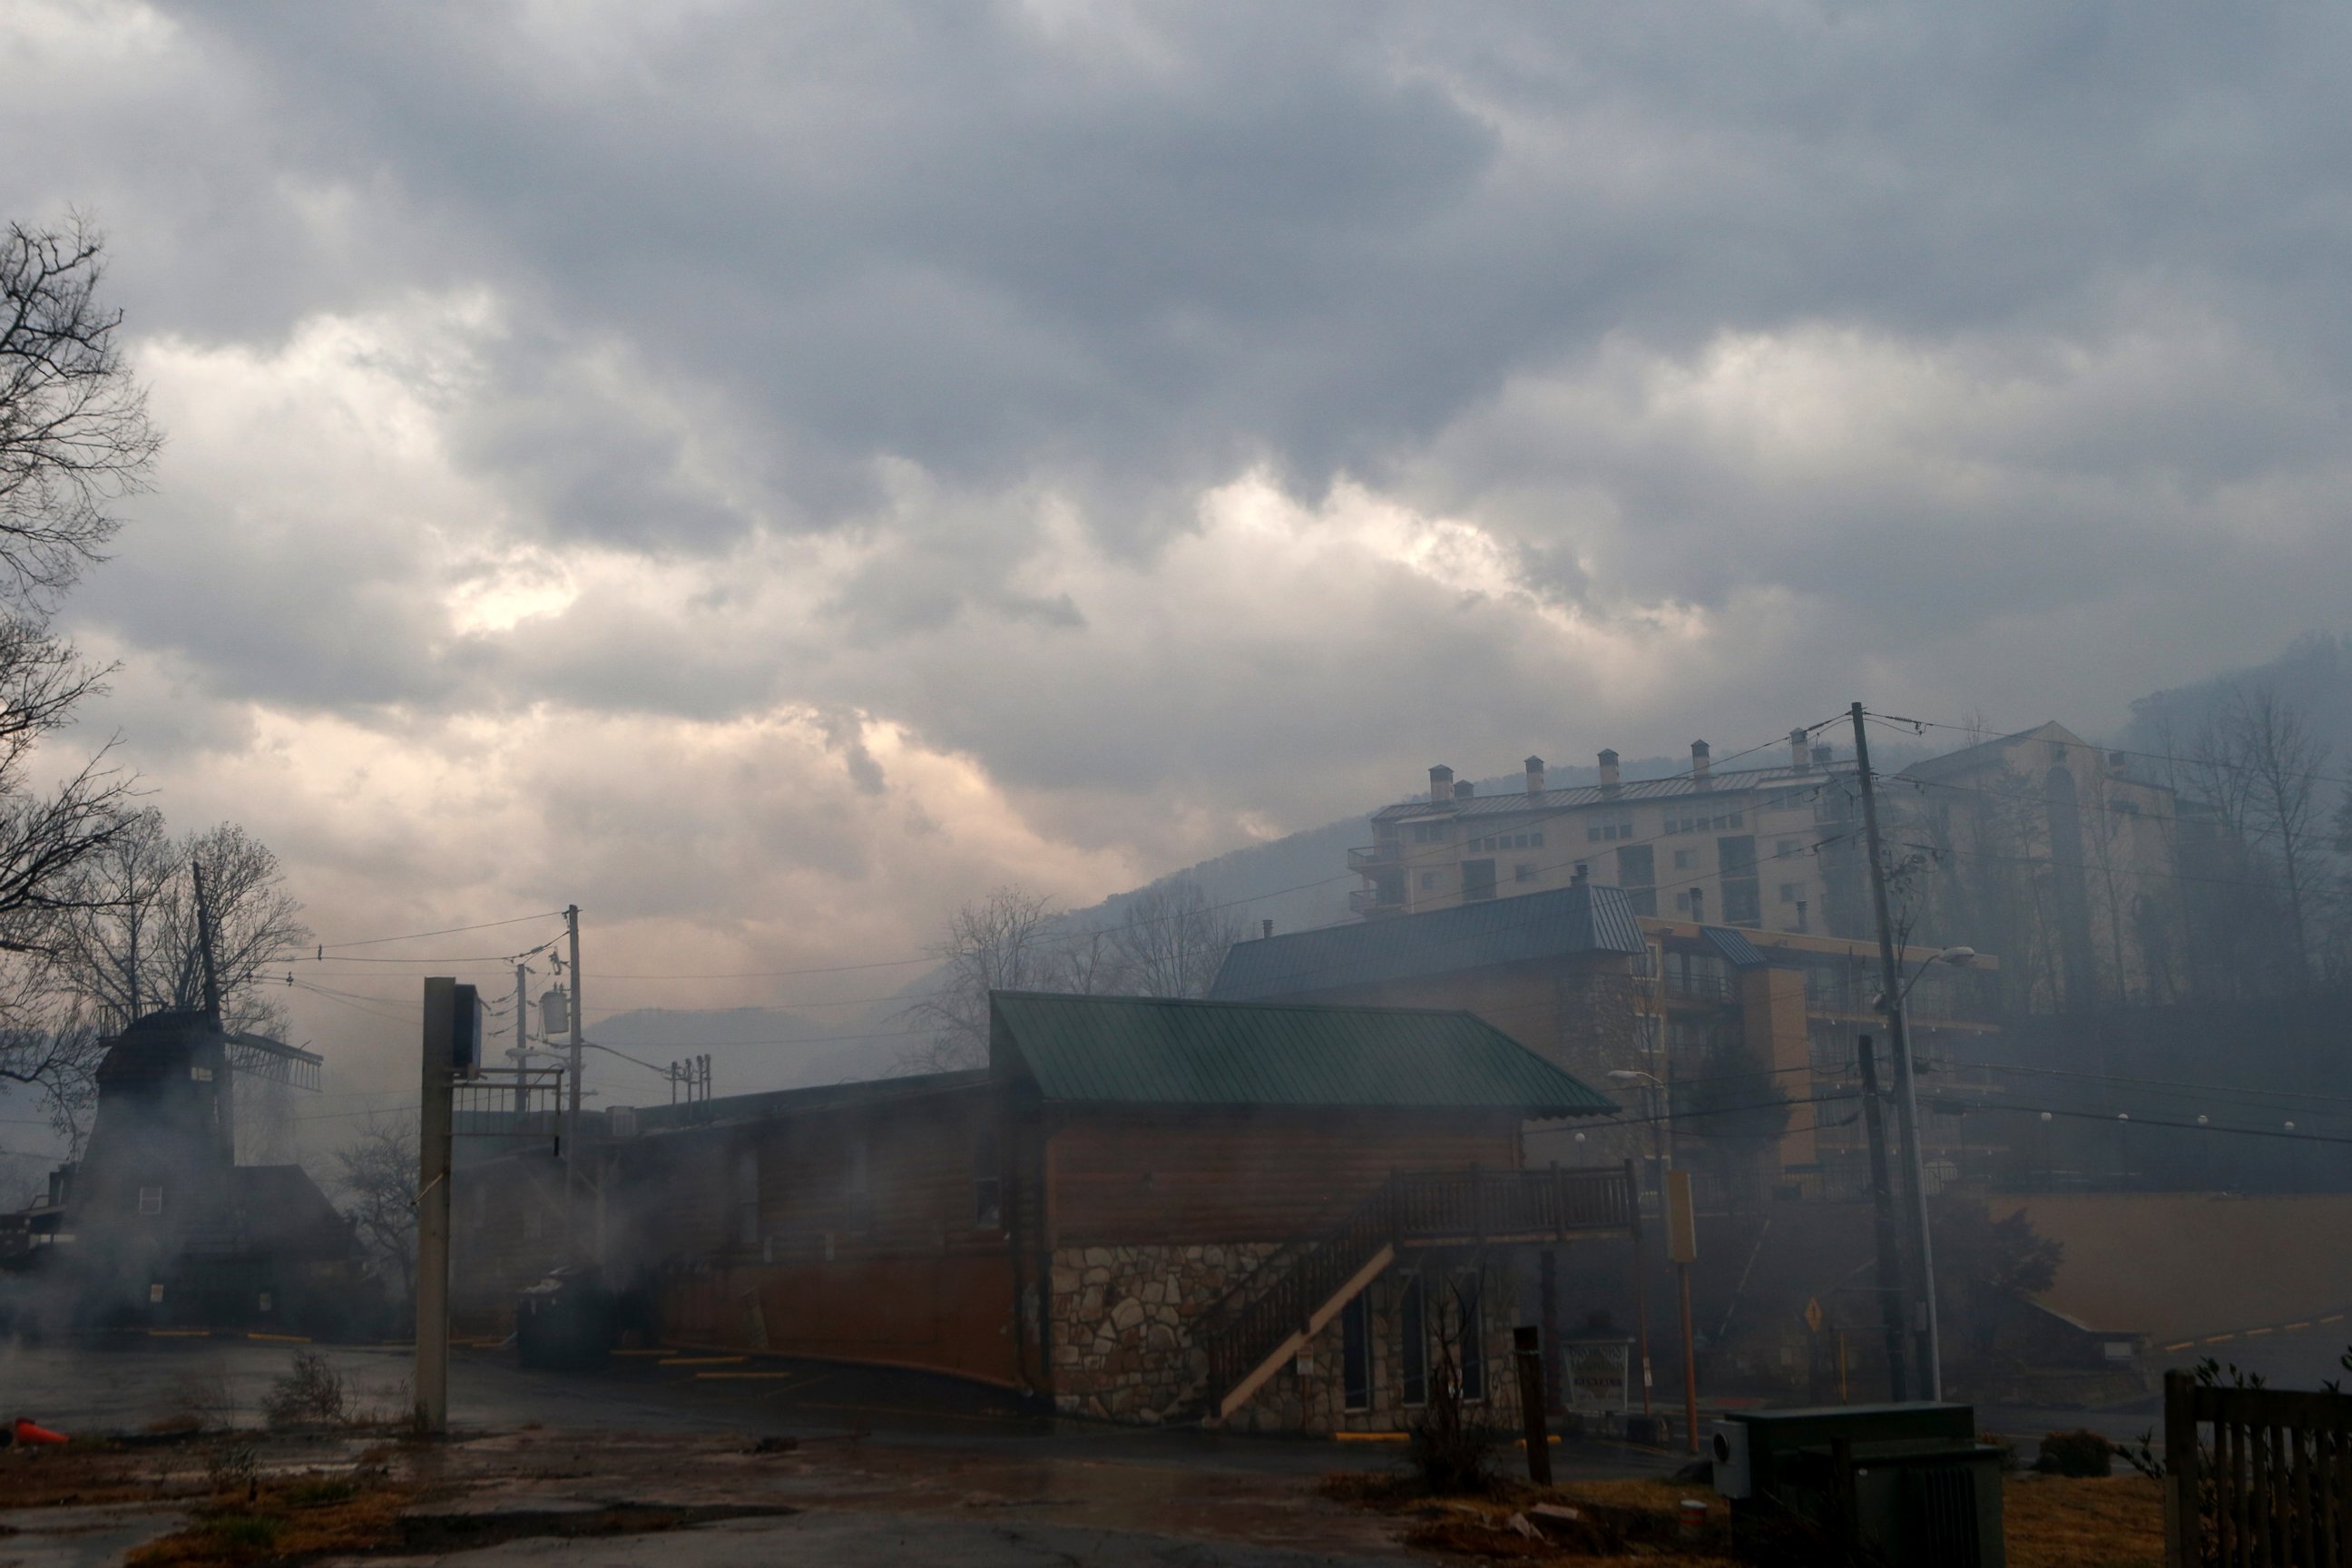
[1804,1297,1825,1334]
[1664,1170,1697,1263]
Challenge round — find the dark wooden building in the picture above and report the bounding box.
[452,991,1633,1431]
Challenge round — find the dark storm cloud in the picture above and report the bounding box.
[5,0,2347,843]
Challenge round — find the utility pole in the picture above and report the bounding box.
[416,976,458,1436]
[565,905,583,1120]
[1665,1169,1699,1456]
[1856,1036,1910,1403]
[512,963,530,1117]
[1849,701,1943,1401]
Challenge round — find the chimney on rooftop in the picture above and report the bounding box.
[1598,749,1621,793]
[1428,763,1454,806]
[1791,729,1811,771]
[1811,742,1834,767]
[1691,740,1712,786]
[1455,779,1475,799]
[1525,755,1545,795]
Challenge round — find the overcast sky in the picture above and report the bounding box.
[5,1,2348,1117]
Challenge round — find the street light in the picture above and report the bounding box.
[1873,944,1977,1405]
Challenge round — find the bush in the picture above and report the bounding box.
[1978,1431,2023,1473]
[262,1352,348,1427]
[205,1514,283,1551]
[2035,1428,2112,1477]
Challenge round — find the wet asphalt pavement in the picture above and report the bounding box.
[0,1333,1674,1480]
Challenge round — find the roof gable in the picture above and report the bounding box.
[988,990,1613,1117]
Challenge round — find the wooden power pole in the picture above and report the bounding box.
[1856,1036,1910,1403]
[1849,701,1944,1401]
[416,976,458,1436]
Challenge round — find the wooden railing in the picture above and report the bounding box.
[1198,1164,1635,1411]
[2166,1369,2352,1567]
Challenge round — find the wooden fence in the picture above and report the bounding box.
[2167,1368,2352,1567]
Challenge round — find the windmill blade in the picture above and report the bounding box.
[228,1031,323,1092]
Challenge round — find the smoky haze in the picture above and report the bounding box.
[0,2,2344,1143]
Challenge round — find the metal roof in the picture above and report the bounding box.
[1702,926,1770,968]
[1208,882,1648,1002]
[1374,760,1856,822]
[988,991,1615,1117]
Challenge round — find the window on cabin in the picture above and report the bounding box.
[973,1126,1002,1230]
[137,1185,162,1216]
[1462,859,1497,901]
[1530,831,1544,848]
[1399,1274,1428,1406]
[1455,1270,1485,1402]
[189,1064,212,1082]
[1418,871,1438,890]
[1514,862,1537,884]
[1341,1292,1372,1411]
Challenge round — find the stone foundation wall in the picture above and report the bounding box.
[1048,1243,1523,1436]
[1047,1242,1279,1422]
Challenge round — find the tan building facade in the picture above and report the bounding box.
[1351,733,1871,938]
[1351,721,2182,1012]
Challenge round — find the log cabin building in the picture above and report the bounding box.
[450,990,1634,1431]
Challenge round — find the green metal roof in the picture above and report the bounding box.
[988,991,1614,1118]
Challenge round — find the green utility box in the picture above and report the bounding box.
[1711,1403,2004,1567]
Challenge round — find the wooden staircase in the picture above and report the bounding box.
[1195,1163,1637,1424]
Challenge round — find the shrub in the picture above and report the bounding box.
[205,1514,283,1551]
[2035,1428,2112,1477]
[262,1352,348,1427]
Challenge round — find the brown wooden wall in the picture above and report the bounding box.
[1046,1109,1524,1246]
[661,1254,1021,1387]
[743,1085,1004,1262]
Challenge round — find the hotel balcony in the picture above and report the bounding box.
[1346,844,1399,875]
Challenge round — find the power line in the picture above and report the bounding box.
[313,912,568,952]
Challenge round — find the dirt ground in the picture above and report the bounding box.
[0,1426,2168,1567]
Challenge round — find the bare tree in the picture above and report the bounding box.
[0,217,165,1114]
[0,1002,105,1157]
[897,887,1097,1072]
[1,214,161,599]
[58,818,309,1034]
[334,1114,417,1308]
[1108,877,1242,998]
[2185,687,2329,992]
